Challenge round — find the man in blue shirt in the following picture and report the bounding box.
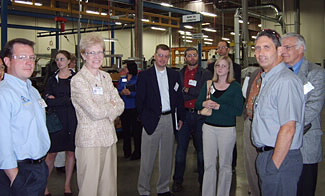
[281,33,325,196]
[252,29,305,196]
[0,38,50,196]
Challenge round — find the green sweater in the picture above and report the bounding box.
[196,81,244,126]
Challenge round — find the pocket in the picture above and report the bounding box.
[266,153,279,175]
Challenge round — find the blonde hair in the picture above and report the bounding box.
[212,56,235,83]
[80,33,105,54]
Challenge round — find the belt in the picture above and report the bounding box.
[185,108,196,113]
[257,146,274,153]
[17,156,46,164]
[161,110,172,115]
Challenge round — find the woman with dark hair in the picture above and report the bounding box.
[44,50,77,196]
[118,62,142,160]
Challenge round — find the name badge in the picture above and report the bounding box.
[174,82,179,91]
[210,86,215,94]
[122,78,127,82]
[188,79,197,87]
[38,98,47,108]
[93,87,104,95]
[304,82,314,95]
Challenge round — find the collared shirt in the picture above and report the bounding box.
[252,63,304,149]
[246,71,263,119]
[154,65,171,112]
[184,66,199,108]
[287,58,303,75]
[0,74,50,169]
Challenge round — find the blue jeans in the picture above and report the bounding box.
[173,110,204,184]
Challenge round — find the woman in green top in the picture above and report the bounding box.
[196,56,244,196]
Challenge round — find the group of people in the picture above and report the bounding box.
[0,29,323,196]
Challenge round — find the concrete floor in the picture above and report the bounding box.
[47,110,325,196]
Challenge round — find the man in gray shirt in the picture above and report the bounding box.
[252,29,305,196]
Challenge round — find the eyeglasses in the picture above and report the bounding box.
[11,55,36,61]
[186,54,198,58]
[216,46,228,50]
[85,51,105,56]
[156,53,170,59]
[55,57,67,62]
[283,45,297,51]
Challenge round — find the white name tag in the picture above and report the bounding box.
[304,82,314,95]
[174,82,179,91]
[188,79,197,87]
[210,86,215,94]
[122,78,127,82]
[38,98,47,108]
[93,87,104,95]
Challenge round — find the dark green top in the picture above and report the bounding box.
[196,81,244,127]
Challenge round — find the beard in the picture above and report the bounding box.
[186,60,198,67]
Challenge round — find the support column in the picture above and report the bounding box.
[1,0,8,53]
[135,0,143,69]
[241,0,249,68]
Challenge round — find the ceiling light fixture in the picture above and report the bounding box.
[258,24,262,27]
[202,23,210,26]
[151,27,166,31]
[141,19,150,22]
[183,40,193,43]
[35,2,42,6]
[204,42,213,45]
[204,38,213,41]
[86,10,100,15]
[203,28,216,32]
[115,22,122,25]
[160,3,173,7]
[251,36,257,39]
[15,0,33,5]
[200,12,217,17]
[222,37,230,41]
[101,13,107,16]
[184,25,194,29]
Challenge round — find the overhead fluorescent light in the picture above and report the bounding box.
[204,42,213,45]
[203,28,216,32]
[161,3,173,7]
[178,30,185,35]
[251,36,257,39]
[183,40,193,43]
[182,36,192,39]
[239,19,250,24]
[202,23,210,26]
[35,2,42,6]
[202,34,208,38]
[141,19,150,22]
[15,1,33,5]
[104,38,118,42]
[230,32,235,35]
[86,10,100,15]
[204,38,213,41]
[200,12,217,17]
[222,37,230,41]
[258,24,262,27]
[184,25,194,29]
[115,22,122,25]
[101,13,107,16]
[151,27,166,31]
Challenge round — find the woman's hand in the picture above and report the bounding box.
[203,100,220,110]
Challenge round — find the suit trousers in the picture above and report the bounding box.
[76,144,117,196]
[202,124,236,196]
[297,163,318,196]
[243,118,260,196]
[138,114,174,195]
[0,161,48,196]
[256,149,303,196]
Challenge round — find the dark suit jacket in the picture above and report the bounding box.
[136,66,185,135]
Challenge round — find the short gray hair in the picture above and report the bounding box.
[281,33,307,52]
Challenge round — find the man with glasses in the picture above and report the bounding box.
[0,38,50,196]
[252,29,305,196]
[172,47,212,192]
[137,44,185,196]
[281,33,325,196]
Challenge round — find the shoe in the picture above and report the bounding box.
[64,193,73,196]
[172,182,183,192]
[130,153,141,160]
[157,191,174,196]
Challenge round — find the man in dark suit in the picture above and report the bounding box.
[136,44,185,196]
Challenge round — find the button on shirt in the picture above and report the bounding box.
[252,63,304,149]
[0,74,50,169]
[155,65,171,112]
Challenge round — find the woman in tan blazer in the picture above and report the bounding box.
[71,33,124,196]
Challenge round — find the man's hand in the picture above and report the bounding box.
[121,88,131,95]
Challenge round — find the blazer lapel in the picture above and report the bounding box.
[150,67,162,100]
[297,58,308,84]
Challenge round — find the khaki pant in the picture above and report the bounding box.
[76,144,117,196]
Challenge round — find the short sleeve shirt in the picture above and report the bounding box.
[252,62,304,149]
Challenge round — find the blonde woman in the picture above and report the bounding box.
[71,33,124,196]
[196,56,244,196]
